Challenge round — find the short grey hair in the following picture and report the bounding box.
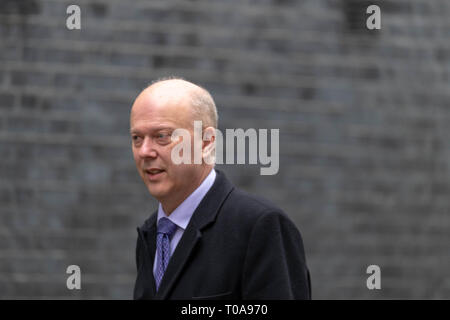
[149,76,218,128]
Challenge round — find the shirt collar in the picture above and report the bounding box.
[157,169,217,230]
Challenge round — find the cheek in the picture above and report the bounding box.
[160,145,178,167]
[165,164,186,183]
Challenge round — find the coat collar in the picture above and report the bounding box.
[136,169,234,299]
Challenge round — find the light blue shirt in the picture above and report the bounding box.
[153,169,216,279]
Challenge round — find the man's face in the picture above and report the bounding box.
[130,87,202,206]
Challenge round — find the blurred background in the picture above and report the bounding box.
[0,0,449,299]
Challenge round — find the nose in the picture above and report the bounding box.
[138,136,158,159]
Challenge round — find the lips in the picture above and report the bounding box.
[146,168,164,174]
[144,168,165,181]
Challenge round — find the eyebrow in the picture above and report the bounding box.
[130,126,174,135]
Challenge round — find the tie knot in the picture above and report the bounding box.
[157,217,177,238]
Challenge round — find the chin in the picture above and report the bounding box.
[147,185,169,200]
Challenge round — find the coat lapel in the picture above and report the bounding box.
[155,170,234,299]
[136,213,157,298]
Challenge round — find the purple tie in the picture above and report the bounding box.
[155,217,177,291]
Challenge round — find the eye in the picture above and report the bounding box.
[132,135,142,144]
[155,132,172,144]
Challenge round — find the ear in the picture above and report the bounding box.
[202,127,216,165]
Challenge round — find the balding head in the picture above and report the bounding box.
[143,78,218,129]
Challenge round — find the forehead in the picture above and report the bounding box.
[130,87,192,132]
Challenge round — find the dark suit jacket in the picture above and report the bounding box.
[134,170,311,300]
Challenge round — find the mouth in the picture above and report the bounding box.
[144,168,165,181]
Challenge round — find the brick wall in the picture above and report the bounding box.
[1,0,449,299]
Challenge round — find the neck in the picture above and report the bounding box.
[161,166,213,215]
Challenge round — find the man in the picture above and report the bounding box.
[131,78,311,299]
